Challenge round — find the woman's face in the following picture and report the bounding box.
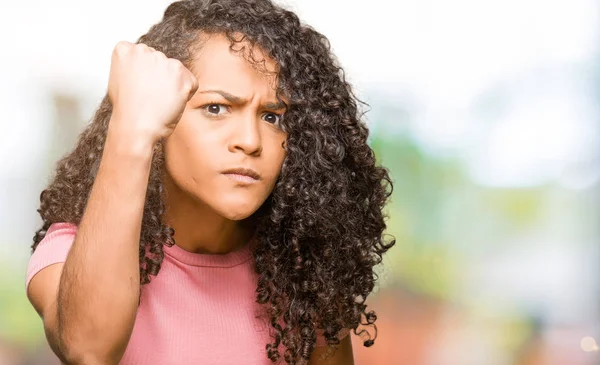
[164,33,287,220]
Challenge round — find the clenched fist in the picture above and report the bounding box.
[107,41,199,143]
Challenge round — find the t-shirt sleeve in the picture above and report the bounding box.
[25,222,78,293]
[315,327,351,347]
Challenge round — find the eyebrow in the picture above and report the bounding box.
[198,89,287,111]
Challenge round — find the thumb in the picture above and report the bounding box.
[187,73,199,101]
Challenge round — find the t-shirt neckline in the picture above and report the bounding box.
[163,237,255,268]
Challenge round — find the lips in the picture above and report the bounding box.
[221,167,261,181]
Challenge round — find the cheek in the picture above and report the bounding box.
[164,123,214,188]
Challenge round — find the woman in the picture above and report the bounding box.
[26,0,395,364]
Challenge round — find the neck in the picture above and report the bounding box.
[162,174,255,255]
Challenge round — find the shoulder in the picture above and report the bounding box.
[26,222,78,292]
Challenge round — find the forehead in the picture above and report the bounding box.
[189,33,279,94]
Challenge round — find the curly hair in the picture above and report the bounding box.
[31,0,395,363]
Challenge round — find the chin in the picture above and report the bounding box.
[221,209,255,221]
[212,201,261,221]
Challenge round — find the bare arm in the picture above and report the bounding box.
[58,126,154,363]
[27,41,198,364]
[28,125,154,364]
[28,120,152,364]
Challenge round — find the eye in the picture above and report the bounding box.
[201,103,229,116]
[262,112,282,125]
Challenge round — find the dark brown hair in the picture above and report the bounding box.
[32,0,395,363]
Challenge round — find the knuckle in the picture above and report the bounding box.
[132,43,153,55]
[135,43,148,52]
[154,50,166,59]
[168,58,183,70]
[114,41,131,54]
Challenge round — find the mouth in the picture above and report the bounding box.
[221,167,261,183]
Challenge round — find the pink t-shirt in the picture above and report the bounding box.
[26,223,348,364]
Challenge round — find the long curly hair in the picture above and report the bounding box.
[31,0,395,363]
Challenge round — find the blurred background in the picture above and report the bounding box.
[0,0,598,364]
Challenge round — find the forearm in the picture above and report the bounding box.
[56,119,155,363]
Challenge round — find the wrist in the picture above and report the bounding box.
[106,116,157,159]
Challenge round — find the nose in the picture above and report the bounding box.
[228,114,262,156]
